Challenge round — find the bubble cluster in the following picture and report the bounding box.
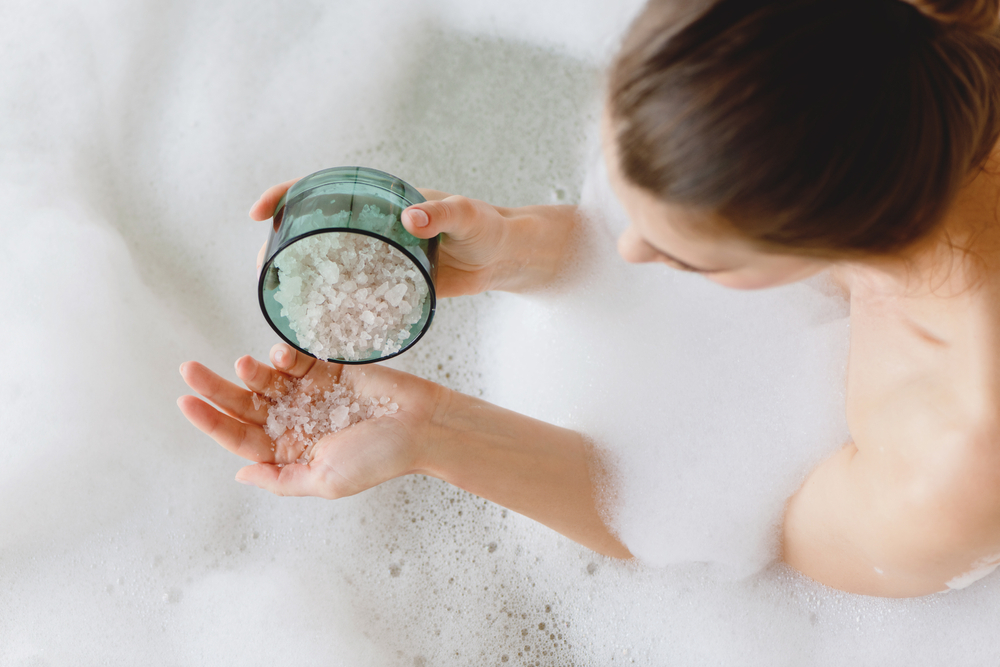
[2,0,999,666]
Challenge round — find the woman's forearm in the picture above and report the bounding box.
[491,204,580,294]
[419,390,632,559]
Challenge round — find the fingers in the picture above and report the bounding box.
[233,346,324,396]
[177,395,275,463]
[256,241,267,276]
[180,361,268,425]
[401,195,491,240]
[235,462,326,497]
[249,177,301,222]
[234,354,289,394]
[269,343,320,379]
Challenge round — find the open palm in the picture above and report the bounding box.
[178,344,449,498]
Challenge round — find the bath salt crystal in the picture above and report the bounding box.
[260,376,398,465]
[272,231,429,361]
[330,405,350,429]
[384,283,408,307]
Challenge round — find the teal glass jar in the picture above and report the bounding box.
[258,166,438,364]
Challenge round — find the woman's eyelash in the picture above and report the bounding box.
[659,255,700,272]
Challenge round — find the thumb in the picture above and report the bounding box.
[250,177,301,223]
[401,195,490,241]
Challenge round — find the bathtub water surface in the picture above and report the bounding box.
[1,1,998,665]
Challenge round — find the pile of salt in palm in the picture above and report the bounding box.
[272,209,429,361]
[254,376,397,465]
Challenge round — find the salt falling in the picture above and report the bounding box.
[273,222,429,361]
[261,375,398,465]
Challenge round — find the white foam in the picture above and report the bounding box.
[478,153,851,575]
[946,554,1000,590]
[3,0,999,665]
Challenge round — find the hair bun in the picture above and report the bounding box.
[904,0,1000,33]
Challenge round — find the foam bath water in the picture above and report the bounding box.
[2,0,999,665]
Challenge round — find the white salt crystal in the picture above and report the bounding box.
[330,405,350,429]
[384,283,408,307]
[317,261,340,284]
[261,376,398,464]
[272,232,429,360]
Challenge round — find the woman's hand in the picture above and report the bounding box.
[178,344,630,558]
[177,343,449,498]
[251,177,300,276]
[399,189,518,297]
[250,178,578,297]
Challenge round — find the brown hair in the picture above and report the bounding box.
[608,0,1000,256]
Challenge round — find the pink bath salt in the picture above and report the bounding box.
[272,228,429,361]
[257,376,398,465]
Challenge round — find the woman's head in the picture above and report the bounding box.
[604,0,1000,288]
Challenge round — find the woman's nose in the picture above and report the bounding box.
[617,226,660,264]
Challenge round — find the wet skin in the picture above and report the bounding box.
[605,113,1000,596]
[179,120,1000,597]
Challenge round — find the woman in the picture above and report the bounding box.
[178,0,1000,597]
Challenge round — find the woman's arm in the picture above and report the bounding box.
[251,179,580,298]
[401,194,579,297]
[179,344,631,560]
[782,432,1000,597]
[421,390,632,560]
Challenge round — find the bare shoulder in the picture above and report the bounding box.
[784,160,1000,596]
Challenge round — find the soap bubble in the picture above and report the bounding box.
[2,0,998,665]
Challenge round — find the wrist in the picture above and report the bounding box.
[410,385,466,479]
[490,205,578,293]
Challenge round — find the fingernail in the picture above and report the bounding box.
[406,208,429,228]
[275,349,288,365]
[236,476,255,486]
[178,362,186,374]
